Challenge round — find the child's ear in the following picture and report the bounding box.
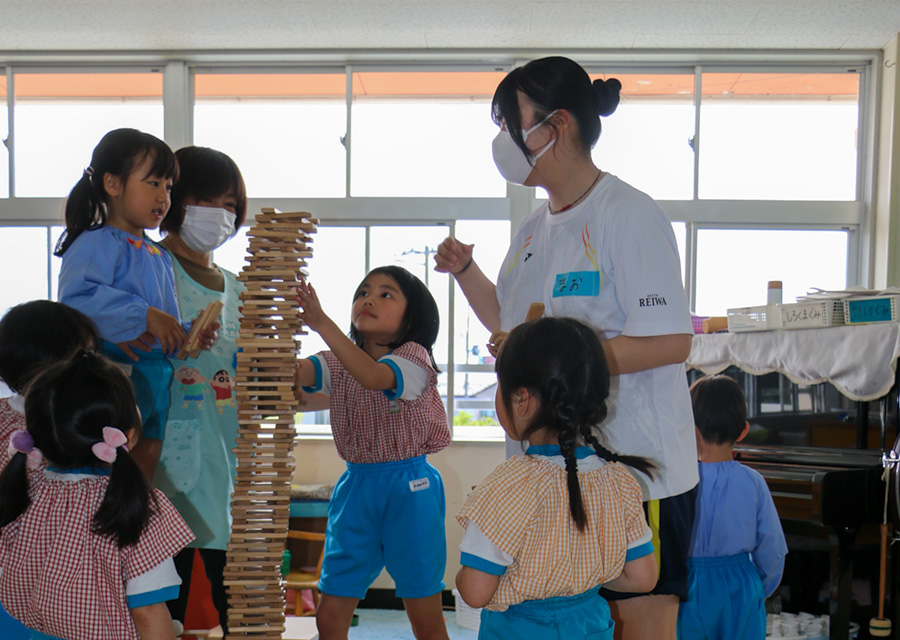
[736,421,750,443]
[104,172,123,198]
[514,388,538,419]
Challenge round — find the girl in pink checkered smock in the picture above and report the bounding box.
[294,266,451,640]
[0,351,194,640]
[456,317,659,640]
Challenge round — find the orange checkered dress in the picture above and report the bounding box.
[457,452,650,612]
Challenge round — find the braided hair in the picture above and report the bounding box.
[495,317,656,530]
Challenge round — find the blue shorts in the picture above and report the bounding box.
[318,456,446,600]
[0,601,29,640]
[676,554,765,640]
[479,589,614,640]
[102,341,173,440]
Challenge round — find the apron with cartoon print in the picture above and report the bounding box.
[154,249,243,550]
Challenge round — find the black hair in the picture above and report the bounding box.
[54,128,179,256]
[0,300,101,393]
[162,146,248,235]
[348,266,440,371]
[689,375,748,446]
[491,56,621,161]
[0,351,154,548]
[495,317,655,531]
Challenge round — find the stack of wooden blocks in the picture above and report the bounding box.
[225,208,317,639]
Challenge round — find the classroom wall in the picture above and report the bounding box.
[291,438,506,590]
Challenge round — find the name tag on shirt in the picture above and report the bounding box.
[409,478,430,492]
[553,271,601,298]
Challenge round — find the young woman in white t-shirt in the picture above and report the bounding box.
[435,55,697,640]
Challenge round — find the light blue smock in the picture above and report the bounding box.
[153,251,243,550]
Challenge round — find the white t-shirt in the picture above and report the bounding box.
[496,173,698,500]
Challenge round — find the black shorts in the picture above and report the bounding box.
[600,485,698,602]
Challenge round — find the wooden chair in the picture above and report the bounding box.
[285,530,326,616]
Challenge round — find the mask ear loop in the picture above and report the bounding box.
[523,110,559,164]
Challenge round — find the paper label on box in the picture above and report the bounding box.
[848,298,893,323]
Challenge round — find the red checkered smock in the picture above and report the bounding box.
[0,470,195,640]
[315,342,450,464]
[0,397,25,471]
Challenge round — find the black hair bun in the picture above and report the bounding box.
[593,78,622,117]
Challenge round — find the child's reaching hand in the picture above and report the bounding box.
[146,307,187,355]
[296,281,330,333]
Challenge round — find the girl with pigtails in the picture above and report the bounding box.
[0,351,194,640]
[456,317,657,640]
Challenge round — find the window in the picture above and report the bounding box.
[590,73,696,201]
[0,227,52,314]
[350,71,507,197]
[698,72,859,201]
[13,72,164,197]
[193,72,347,198]
[693,229,848,316]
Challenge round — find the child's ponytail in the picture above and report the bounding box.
[55,169,106,256]
[0,449,31,528]
[93,444,154,548]
[579,426,657,478]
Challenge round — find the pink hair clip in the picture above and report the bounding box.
[91,427,128,464]
[8,430,43,470]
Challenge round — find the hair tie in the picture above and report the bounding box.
[8,430,43,470]
[91,427,128,464]
[83,166,94,178]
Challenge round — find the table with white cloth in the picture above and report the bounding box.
[687,324,900,640]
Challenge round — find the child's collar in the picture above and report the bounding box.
[7,394,24,415]
[526,444,597,459]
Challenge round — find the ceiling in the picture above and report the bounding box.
[1,0,899,56]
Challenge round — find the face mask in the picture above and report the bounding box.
[180,205,237,254]
[491,110,557,185]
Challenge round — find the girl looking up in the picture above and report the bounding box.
[293,266,451,640]
[456,317,658,640]
[0,351,194,640]
[56,128,215,480]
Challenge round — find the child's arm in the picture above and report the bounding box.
[131,602,176,640]
[602,553,658,594]
[456,566,501,609]
[146,307,188,355]
[754,478,789,597]
[296,282,396,391]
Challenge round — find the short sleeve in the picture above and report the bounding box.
[121,489,195,583]
[300,353,333,395]
[378,354,430,401]
[460,520,513,576]
[125,557,181,608]
[606,199,692,338]
[617,465,654,560]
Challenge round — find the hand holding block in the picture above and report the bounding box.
[176,300,224,360]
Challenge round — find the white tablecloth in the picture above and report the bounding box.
[687,324,900,402]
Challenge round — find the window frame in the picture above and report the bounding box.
[0,52,881,442]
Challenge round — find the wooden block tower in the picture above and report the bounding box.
[224,208,317,639]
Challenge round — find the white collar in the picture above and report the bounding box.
[7,394,24,415]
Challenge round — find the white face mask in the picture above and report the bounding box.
[180,205,237,254]
[491,110,557,185]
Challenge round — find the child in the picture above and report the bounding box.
[294,266,451,640]
[55,128,212,480]
[677,375,787,640]
[0,350,194,640]
[456,317,658,640]
[153,145,248,635]
[0,300,101,470]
